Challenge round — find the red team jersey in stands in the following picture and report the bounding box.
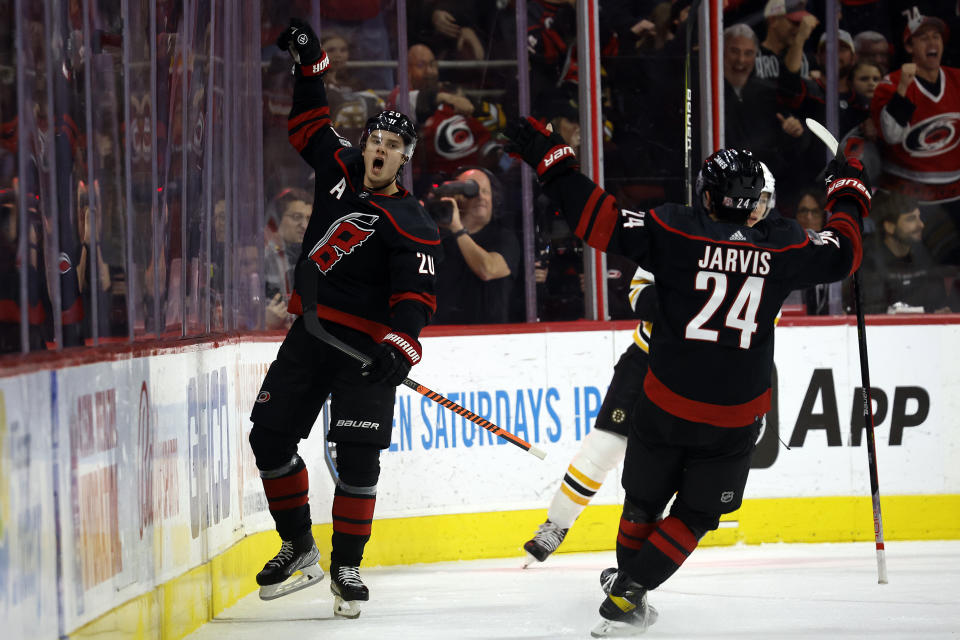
[545,173,861,427]
[284,71,440,342]
[871,66,960,203]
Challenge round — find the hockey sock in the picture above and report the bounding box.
[547,429,626,529]
[628,516,699,590]
[260,455,311,540]
[331,481,377,567]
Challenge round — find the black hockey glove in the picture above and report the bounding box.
[362,331,422,386]
[503,117,579,185]
[824,156,871,222]
[276,18,328,77]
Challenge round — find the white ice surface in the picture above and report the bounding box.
[188,541,960,639]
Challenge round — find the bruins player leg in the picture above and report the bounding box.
[522,344,648,566]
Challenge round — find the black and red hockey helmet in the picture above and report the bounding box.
[360,110,418,158]
[695,148,764,224]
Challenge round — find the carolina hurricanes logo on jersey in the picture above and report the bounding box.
[308,212,378,273]
[903,112,960,158]
[434,114,478,160]
[58,251,72,274]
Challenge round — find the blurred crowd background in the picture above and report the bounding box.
[2,0,958,355]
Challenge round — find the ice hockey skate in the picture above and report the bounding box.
[521,519,569,567]
[600,567,617,594]
[256,532,324,600]
[590,571,658,637]
[330,563,369,618]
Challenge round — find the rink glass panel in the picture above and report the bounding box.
[0,1,886,359]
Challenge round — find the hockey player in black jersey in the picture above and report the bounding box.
[248,18,440,618]
[505,118,868,636]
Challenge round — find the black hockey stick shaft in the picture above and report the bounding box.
[683,0,702,206]
[851,269,889,584]
[806,117,888,583]
[295,263,546,459]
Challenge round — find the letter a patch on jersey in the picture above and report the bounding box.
[309,212,378,273]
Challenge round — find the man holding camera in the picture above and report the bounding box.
[433,167,521,324]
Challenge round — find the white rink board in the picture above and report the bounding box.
[1,321,958,638]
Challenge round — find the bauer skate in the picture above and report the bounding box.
[521,519,569,567]
[330,563,369,619]
[256,532,324,600]
[590,571,658,637]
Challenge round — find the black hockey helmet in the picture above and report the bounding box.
[360,110,418,158]
[695,148,764,224]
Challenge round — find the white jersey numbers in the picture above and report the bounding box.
[685,271,764,349]
[417,252,435,275]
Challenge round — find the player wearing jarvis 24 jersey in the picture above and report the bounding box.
[522,164,777,567]
[506,118,867,637]
[248,18,440,619]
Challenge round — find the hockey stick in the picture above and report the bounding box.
[295,262,547,460]
[805,117,888,584]
[683,0,702,206]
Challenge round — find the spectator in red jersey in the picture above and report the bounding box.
[870,12,960,263]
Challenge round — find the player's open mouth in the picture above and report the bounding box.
[373,157,384,171]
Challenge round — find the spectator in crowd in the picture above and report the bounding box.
[532,93,582,320]
[320,33,387,146]
[756,0,814,80]
[723,23,807,208]
[854,30,892,75]
[837,61,884,184]
[852,190,953,313]
[814,29,858,90]
[321,33,356,91]
[434,167,520,324]
[413,2,485,62]
[319,1,394,90]
[264,188,312,330]
[794,188,826,232]
[388,43,506,191]
[0,181,52,352]
[870,12,960,263]
[76,180,115,338]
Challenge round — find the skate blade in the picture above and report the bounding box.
[589,606,658,637]
[590,619,646,638]
[333,595,362,619]
[258,564,325,601]
[521,552,540,569]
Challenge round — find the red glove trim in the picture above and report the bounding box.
[537,144,576,177]
[301,51,329,77]
[382,331,422,365]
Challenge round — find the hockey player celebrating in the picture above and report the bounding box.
[248,18,440,618]
[522,165,777,566]
[504,118,867,637]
